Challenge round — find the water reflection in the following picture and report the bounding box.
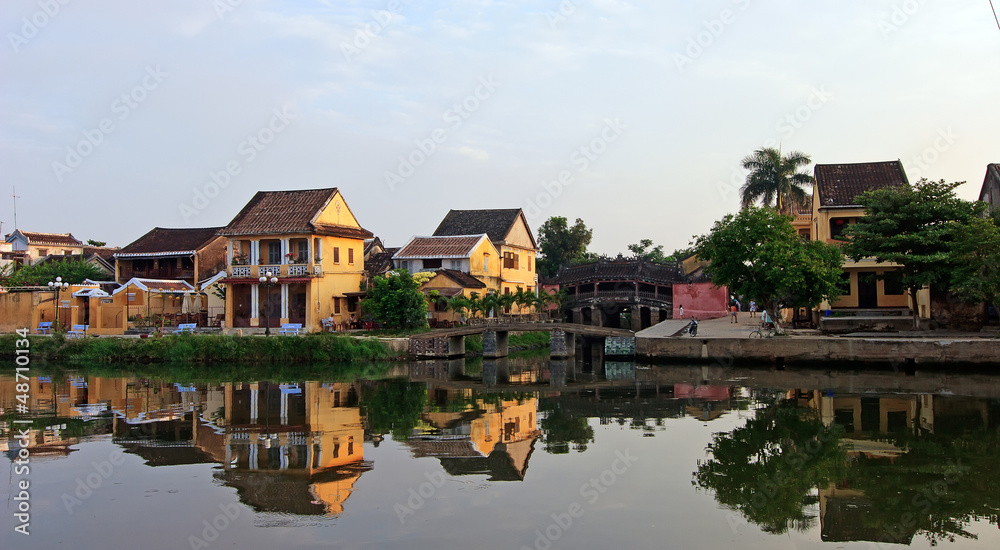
[2,361,1000,547]
[695,389,1000,545]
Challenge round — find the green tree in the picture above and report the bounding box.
[1,257,107,287]
[740,147,814,214]
[694,399,847,534]
[540,405,594,454]
[841,179,985,328]
[536,216,593,278]
[86,239,107,247]
[692,207,844,326]
[361,379,427,442]
[949,213,1000,312]
[627,239,670,263]
[361,270,428,329]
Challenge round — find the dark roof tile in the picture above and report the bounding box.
[219,188,374,239]
[116,227,222,257]
[814,161,909,207]
[433,209,522,244]
[552,257,685,286]
[436,269,487,289]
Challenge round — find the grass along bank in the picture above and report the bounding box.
[0,333,399,365]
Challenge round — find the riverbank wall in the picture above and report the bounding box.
[636,335,1000,366]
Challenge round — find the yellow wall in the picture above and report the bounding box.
[314,191,362,228]
[467,237,501,291]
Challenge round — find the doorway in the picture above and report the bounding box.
[858,271,878,308]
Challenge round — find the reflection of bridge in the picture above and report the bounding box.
[409,322,634,359]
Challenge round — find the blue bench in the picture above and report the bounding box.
[36,321,53,334]
[66,324,89,339]
[279,323,302,336]
[173,323,197,334]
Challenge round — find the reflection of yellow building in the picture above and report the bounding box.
[210,381,369,516]
[409,389,539,481]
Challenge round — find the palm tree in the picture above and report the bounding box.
[740,147,814,215]
[512,287,533,316]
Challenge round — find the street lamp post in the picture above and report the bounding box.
[258,270,278,336]
[47,276,69,331]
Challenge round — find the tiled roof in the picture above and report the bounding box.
[219,188,374,239]
[814,161,909,207]
[552,257,686,286]
[436,269,487,289]
[116,227,222,257]
[364,251,395,277]
[980,163,999,204]
[8,231,84,247]
[84,246,119,260]
[394,235,487,259]
[433,209,522,244]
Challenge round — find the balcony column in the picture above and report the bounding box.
[251,285,260,319]
[307,238,314,265]
[228,240,234,264]
[281,238,289,264]
[280,284,289,322]
[250,240,259,265]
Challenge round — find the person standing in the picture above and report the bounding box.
[679,305,684,319]
[730,303,738,323]
[749,300,757,318]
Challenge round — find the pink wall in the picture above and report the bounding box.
[673,282,728,320]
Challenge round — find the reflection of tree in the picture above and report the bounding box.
[694,401,847,534]
[841,427,1000,545]
[361,380,426,442]
[540,406,594,454]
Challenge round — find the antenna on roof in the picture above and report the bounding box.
[11,186,20,230]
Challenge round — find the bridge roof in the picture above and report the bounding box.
[552,257,685,286]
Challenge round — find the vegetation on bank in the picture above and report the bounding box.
[0,329,551,367]
[463,331,551,354]
[0,333,398,365]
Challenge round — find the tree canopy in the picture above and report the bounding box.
[536,216,593,278]
[0,257,108,287]
[361,270,428,329]
[694,398,848,534]
[740,147,814,214]
[692,207,844,316]
[841,179,997,326]
[626,239,671,263]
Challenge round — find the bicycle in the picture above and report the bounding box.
[748,322,776,339]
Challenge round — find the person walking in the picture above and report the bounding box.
[730,303,738,323]
[679,305,684,319]
[749,300,757,318]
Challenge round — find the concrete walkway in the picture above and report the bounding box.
[637,314,764,339]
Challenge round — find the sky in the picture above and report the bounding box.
[2,0,999,255]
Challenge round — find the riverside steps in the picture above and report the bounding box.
[408,322,633,359]
[636,316,1000,367]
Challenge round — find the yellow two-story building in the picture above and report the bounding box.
[219,188,374,332]
[431,208,539,300]
[811,160,930,317]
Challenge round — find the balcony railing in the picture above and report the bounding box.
[227,264,323,279]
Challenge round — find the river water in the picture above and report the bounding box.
[2,356,999,549]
